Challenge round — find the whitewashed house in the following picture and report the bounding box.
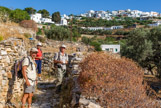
[62,14,70,19]
[149,11,158,17]
[60,18,68,25]
[111,26,124,29]
[86,25,123,31]
[112,11,118,16]
[130,10,142,17]
[148,21,161,27]
[87,27,104,30]
[30,13,42,23]
[41,18,54,24]
[141,12,150,17]
[101,44,120,53]
[30,13,54,24]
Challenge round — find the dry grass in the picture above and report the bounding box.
[0,22,24,39]
[78,52,158,107]
[0,21,34,43]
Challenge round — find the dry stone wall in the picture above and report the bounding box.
[58,52,102,108]
[0,38,27,108]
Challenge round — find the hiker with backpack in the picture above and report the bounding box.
[21,48,38,108]
[35,43,43,81]
[54,45,68,92]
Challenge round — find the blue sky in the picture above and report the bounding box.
[0,0,161,15]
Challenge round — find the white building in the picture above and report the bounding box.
[130,10,142,17]
[149,11,158,17]
[60,18,68,25]
[62,14,70,19]
[30,13,42,23]
[111,26,124,29]
[41,18,54,24]
[87,27,104,30]
[141,12,150,17]
[148,21,161,27]
[112,11,118,16]
[101,44,120,53]
[30,13,54,24]
[86,25,123,31]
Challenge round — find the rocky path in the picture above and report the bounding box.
[31,77,60,108]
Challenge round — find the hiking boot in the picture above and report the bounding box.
[56,85,62,94]
[38,77,43,81]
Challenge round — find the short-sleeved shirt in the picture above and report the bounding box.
[35,49,42,60]
[22,56,37,86]
[54,52,68,70]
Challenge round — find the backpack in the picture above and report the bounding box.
[15,56,33,79]
[54,52,68,68]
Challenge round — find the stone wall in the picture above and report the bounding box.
[0,38,27,108]
[58,52,102,108]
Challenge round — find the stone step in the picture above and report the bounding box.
[37,83,56,89]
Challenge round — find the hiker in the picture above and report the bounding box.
[54,45,68,92]
[21,48,38,108]
[35,43,43,81]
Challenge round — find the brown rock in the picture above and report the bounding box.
[7,72,12,79]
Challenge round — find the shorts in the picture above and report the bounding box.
[24,84,36,93]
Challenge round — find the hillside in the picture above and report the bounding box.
[0,21,161,108]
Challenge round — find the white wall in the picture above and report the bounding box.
[30,13,42,23]
[60,18,68,25]
[101,44,120,53]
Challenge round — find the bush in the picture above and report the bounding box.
[36,36,46,43]
[37,28,42,35]
[0,35,3,41]
[78,52,157,107]
[45,26,71,41]
[90,41,102,51]
[24,33,31,38]
[81,37,91,45]
[20,20,38,31]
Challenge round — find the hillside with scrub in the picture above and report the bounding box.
[0,6,161,108]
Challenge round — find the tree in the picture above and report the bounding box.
[0,6,11,22]
[24,7,36,14]
[121,27,161,77]
[10,9,30,23]
[45,26,70,41]
[52,12,61,23]
[121,28,153,63]
[37,9,50,18]
[148,27,161,77]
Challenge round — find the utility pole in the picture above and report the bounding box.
[31,7,36,39]
[70,15,73,53]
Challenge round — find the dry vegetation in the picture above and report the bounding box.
[0,17,35,41]
[78,52,158,107]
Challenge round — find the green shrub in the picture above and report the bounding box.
[90,41,102,51]
[24,33,32,38]
[37,28,42,35]
[36,36,46,43]
[0,35,3,41]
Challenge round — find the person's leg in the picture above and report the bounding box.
[35,60,39,73]
[57,68,63,86]
[21,93,29,108]
[28,93,33,108]
[38,60,42,78]
[56,68,63,93]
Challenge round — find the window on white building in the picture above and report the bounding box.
[115,48,118,52]
[105,48,109,51]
